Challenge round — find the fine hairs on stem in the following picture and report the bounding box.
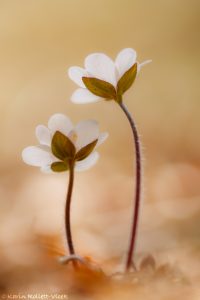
[118,101,142,272]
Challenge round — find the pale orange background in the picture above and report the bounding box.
[0,0,200,294]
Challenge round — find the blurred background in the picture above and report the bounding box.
[0,0,200,297]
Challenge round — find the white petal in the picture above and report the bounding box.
[48,113,73,136]
[75,120,99,150]
[138,59,152,72]
[35,125,51,146]
[22,146,55,167]
[71,88,101,104]
[40,165,53,173]
[85,53,117,86]
[115,48,137,79]
[96,132,109,148]
[75,152,99,172]
[74,120,99,150]
[68,66,88,88]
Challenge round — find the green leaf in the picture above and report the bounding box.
[117,63,137,97]
[51,131,76,160]
[75,139,98,161]
[82,77,117,100]
[51,161,69,172]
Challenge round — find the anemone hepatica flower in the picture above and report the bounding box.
[22,113,108,173]
[68,48,151,104]
[22,113,108,265]
[68,48,151,272]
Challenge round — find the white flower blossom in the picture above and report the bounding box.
[68,48,151,104]
[22,113,108,173]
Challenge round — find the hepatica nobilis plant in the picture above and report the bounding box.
[68,48,151,271]
[22,47,151,274]
[22,113,108,266]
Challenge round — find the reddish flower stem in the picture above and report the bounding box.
[119,101,142,271]
[65,161,77,268]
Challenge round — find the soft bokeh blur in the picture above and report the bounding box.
[0,0,200,297]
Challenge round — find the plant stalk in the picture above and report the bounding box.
[119,101,142,271]
[65,161,77,268]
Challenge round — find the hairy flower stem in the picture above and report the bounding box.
[65,161,77,268]
[118,101,142,272]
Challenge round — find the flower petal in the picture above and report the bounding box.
[75,120,99,150]
[35,125,51,146]
[22,146,55,167]
[138,59,152,72]
[96,132,109,148]
[68,66,88,88]
[48,113,73,136]
[40,165,53,173]
[75,152,99,171]
[85,53,117,86]
[71,88,101,104]
[115,48,137,79]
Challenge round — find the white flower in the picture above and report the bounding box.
[68,48,151,104]
[22,113,108,173]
